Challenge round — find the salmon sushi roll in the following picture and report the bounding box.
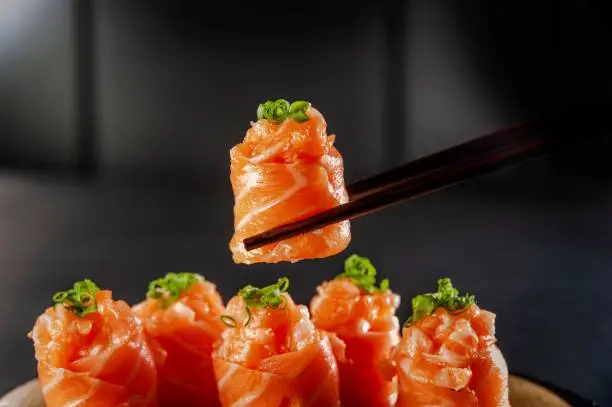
[395,278,510,407]
[133,273,226,407]
[310,254,401,407]
[213,277,341,407]
[229,99,351,264]
[29,279,159,407]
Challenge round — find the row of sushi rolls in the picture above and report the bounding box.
[29,100,510,406]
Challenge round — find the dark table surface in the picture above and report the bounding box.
[1,153,611,403]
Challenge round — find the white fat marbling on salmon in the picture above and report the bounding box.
[88,345,115,376]
[405,328,433,356]
[40,314,54,329]
[172,302,196,320]
[356,319,372,335]
[448,320,479,347]
[74,319,93,336]
[235,164,306,231]
[106,305,119,320]
[388,376,398,406]
[235,166,261,202]
[433,367,472,390]
[55,305,67,323]
[230,373,271,407]
[435,313,453,338]
[249,121,291,164]
[62,382,100,407]
[312,228,333,247]
[283,347,318,380]
[30,314,53,343]
[399,359,429,384]
[255,241,292,263]
[42,368,65,395]
[124,341,144,386]
[192,317,224,339]
[319,153,347,202]
[422,345,469,366]
[217,364,238,390]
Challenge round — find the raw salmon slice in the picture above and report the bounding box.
[395,278,510,407]
[133,273,226,407]
[213,278,341,407]
[310,254,401,407]
[229,100,351,264]
[29,280,159,407]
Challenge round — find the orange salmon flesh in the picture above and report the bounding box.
[133,279,226,407]
[395,306,510,407]
[30,291,159,407]
[229,107,351,264]
[213,293,341,406]
[310,278,401,407]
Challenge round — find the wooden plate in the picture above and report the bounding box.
[0,375,592,406]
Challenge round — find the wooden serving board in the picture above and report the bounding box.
[0,376,575,406]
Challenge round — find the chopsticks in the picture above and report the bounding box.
[243,99,611,252]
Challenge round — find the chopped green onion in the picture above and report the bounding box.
[239,277,290,309]
[256,104,266,120]
[275,99,290,111]
[379,278,390,292]
[335,254,390,293]
[256,99,311,123]
[292,110,310,122]
[244,306,252,327]
[52,279,100,318]
[289,101,310,113]
[277,277,290,292]
[405,278,476,327]
[238,277,290,327]
[220,315,238,328]
[147,272,203,308]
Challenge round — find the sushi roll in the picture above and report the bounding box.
[229,99,351,264]
[133,273,226,407]
[29,280,159,407]
[213,277,341,406]
[395,278,510,407]
[310,254,401,407]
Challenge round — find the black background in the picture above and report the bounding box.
[1,0,611,403]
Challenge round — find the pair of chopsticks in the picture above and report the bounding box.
[244,99,611,251]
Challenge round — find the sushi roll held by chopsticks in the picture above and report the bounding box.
[229,100,351,264]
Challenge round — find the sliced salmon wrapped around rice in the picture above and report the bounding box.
[133,273,226,407]
[213,277,341,407]
[229,99,351,264]
[310,254,401,407]
[395,278,510,407]
[29,280,160,407]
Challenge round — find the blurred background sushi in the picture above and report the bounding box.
[1,0,611,404]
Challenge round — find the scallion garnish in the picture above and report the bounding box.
[405,278,476,326]
[220,315,238,328]
[244,306,252,327]
[239,277,290,309]
[52,279,100,318]
[256,99,311,123]
[232,277,290,327]
[147,272,203,308]
[335,254,390,293]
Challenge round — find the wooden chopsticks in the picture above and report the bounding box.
[243,99,611,252]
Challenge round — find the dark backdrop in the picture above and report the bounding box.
[1,0,611,403]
